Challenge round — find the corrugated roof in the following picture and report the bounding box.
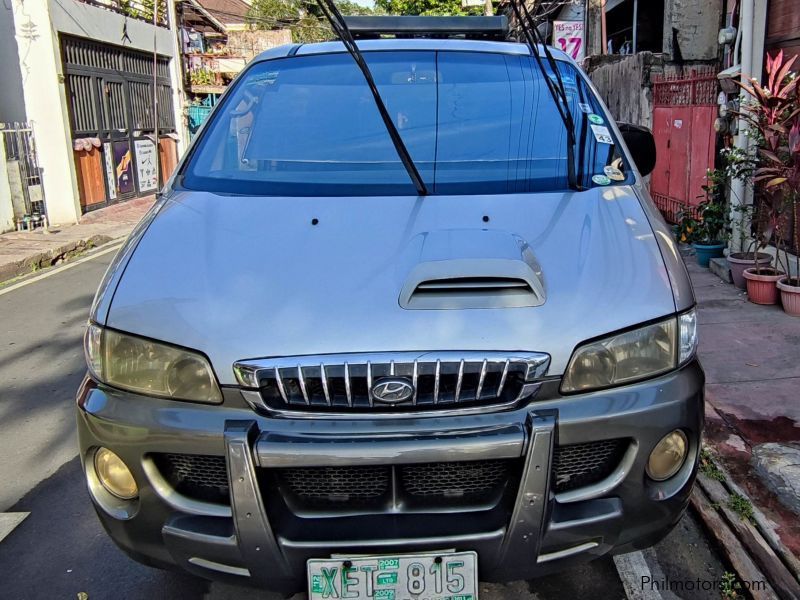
[196,0,251,25]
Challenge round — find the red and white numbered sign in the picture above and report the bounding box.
[553,20,585,62]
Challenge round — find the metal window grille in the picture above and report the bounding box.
[652,67,719,107]
[62,36,174,138]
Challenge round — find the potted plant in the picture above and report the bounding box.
[729,248,773,289]
[678,184,728,267]
[777,193,800,315]
[718,151,774,287]
[727,200,772,289]
[737,51,798,307]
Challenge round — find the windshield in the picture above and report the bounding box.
[181,50,631,196]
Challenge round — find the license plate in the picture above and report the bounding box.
[307,551,478,600]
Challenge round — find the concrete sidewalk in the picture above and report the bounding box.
[0,196,154,284]
[687,248,800,556]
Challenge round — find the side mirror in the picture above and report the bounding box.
[618,122,657,176]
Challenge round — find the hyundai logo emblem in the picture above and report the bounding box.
[371,377,415,404]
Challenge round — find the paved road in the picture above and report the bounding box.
[0,248,735,600]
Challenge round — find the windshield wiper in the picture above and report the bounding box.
[509,0,582,190]
[315,0,428,196]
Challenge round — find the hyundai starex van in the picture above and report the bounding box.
[77,15,703,598]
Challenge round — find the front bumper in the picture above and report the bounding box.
[76,360,704,592]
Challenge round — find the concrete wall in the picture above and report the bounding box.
[585,52,665,129]
[226,29,293,62]
[663,0,723,61]
[584,0,724,62]
[0,3,27,123]
[0,143,14,232]
[556,1,584,23]
[11,0,80,225]
[48,0,176,56]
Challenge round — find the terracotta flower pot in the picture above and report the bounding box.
[743,268,785,305]
[727,252,773,290]
[777,276,800,316]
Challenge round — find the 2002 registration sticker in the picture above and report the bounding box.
[308,551,478,599]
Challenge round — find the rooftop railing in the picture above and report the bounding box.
[77,0,169,28]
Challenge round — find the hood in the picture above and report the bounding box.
[103,187,676,385]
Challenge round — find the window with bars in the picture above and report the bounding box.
[62,35,174,137]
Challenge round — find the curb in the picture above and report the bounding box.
[709,257,733,283]
[691,446,800,599]
[0,234,116,286]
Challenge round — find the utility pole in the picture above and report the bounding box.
[152,0,160,192]
[585,0,604,57]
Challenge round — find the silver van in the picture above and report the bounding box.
[77,16,703,598]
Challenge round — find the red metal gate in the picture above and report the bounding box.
[650,68,718,223]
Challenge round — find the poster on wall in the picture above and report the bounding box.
[134,139,158,192]
[103,142,117,200]
[553,21,585,62]
[113,141,135,196]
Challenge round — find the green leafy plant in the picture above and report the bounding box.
[727,493,755,523]
[677,209,700,244]
[375,0,482,16]
[720,571,741,599]
[247,0,385,43]
[736,50,800,277]
[677,173,728,244]
[699,448,726,482]
[121,0,161,23]
[189,68,216,87]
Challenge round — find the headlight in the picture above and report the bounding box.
[561,309,697,394]
[678,309,698,364]
[646,430,688,481]
[94,447,138,499]
[84,324,222,403]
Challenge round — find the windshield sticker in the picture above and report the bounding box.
[548,73,577,87]
[588,114,605,125]
[579,103,592,113]
[592,174,611,186]
[604,165,625,181]
[250,71,279,85]
[590,125,614,144]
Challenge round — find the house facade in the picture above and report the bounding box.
[0,0,187,228]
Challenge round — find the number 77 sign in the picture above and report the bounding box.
[553,20,585,62]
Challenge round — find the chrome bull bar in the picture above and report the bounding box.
[223,412,556,584]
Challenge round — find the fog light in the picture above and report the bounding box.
[646,430,688,481]
[94,448,138,499]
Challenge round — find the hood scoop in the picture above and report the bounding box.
[398,230,545,310]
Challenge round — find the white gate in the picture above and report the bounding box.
[0,122,47,229]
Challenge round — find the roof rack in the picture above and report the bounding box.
[342,16,510,40]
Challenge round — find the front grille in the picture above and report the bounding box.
[153,453,229,504]
[234,352,549,413]
[151,439,628,510]
[274,459,515,510]
[400,461,510,498]
[552,438,629,494]
[279,465,390,503]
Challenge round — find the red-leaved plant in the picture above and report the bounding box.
[736,50,800,281]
